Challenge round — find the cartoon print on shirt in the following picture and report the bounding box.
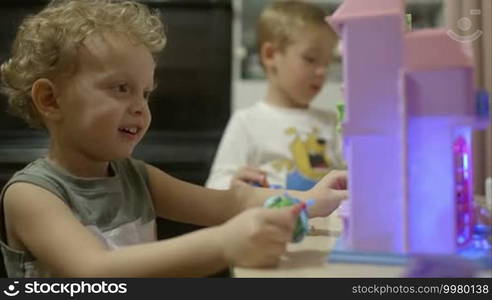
[272,127,331,190]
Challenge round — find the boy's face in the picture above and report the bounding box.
[270,26,334,108]
[55,33,155,160]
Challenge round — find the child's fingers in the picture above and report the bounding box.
[290,202,306,217]
[327,170,348,190]
[262,224,293,244]
[237,167,266,183]
[265,241,288,257]
[331,189,349,201]
[241,166,266,176]
[257,253,282,268]
[334,176,347,190]
[260,205,301,231]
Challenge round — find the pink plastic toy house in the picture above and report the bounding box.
[327,0,490,264]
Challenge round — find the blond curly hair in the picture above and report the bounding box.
[257,1,337,58]
[1,0,166,129]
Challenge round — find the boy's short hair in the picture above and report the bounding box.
[257,0,337,53]
[0,0,166,129]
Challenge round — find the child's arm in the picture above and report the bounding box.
[147,164,244,225]
[4,182,298,277]
[233,169,348,218]
[148,164,348,226]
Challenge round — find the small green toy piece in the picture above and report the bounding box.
[406,13,412,31]
[263,194,311,243]
[335,102,345,134]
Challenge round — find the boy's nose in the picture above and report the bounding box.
[132,108,143,115]
[130,99,146,115]
[316,66,327,76]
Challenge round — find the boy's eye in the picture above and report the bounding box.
[113,84,129,93]
[303,56,315,64]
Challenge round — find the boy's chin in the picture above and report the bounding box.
[291,94,315,107]
[292,99,312,108]
[112,148,136,160]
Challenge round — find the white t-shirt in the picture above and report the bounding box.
[206,102,344,190]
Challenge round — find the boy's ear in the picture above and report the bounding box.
[260,42,278,72]
[31,78,62,122]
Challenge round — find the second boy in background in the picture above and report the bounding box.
[207,0,344,190]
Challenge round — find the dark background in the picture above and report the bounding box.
[0,0,232,277]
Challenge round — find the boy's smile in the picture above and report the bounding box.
[118,125,143,140]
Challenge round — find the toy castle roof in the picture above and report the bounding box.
[328,0,404,34]
[404,29,474,71]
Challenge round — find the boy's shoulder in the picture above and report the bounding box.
[1,158,66,205]
[235,101,266,115]
[229,102,269,125]
[10,158,52,180]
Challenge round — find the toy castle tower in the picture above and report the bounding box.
[328,0,489,259]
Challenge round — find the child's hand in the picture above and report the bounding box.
[306,170,348,217]
[230,166,269,188]
[217,205,301,268]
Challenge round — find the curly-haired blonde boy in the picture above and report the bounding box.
[0,0,347,277]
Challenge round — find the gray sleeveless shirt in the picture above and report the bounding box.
[0,158,156,277]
